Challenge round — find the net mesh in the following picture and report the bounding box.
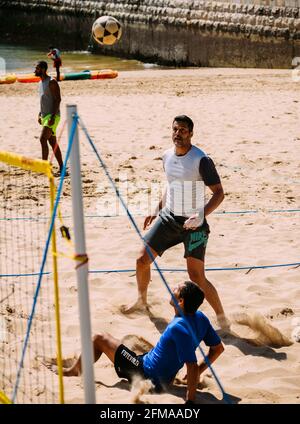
[0,160,58,403]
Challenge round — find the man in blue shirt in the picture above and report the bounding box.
[61,281,224,403]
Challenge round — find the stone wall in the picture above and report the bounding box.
[0,0,299,68]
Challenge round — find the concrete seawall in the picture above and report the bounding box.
[0,0,299,68]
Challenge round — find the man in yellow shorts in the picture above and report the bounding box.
[34,61,64,175]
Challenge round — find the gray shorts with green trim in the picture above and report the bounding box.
[144,208,210,261]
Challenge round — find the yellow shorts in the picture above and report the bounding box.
[41,114,60,136]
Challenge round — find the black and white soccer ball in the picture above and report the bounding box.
[92,16,122,46]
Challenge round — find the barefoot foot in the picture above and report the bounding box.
[62,366,81,377]
[217,314,231,332]
[120,299,148,314]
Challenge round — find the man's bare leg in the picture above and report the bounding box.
[56,67,60,82]
[186,257,230,330]
[49,135,63,170]
[40,126,52,160]
[121,245,158,314]
[63,332,121,376]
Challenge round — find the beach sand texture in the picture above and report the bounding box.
[0,68,300,404]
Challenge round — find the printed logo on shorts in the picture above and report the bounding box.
[188,230,208,252]
[121,349,140,367]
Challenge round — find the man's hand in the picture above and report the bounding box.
[143,190,166,231]
[183,213,203,230]
[143,215,157,230]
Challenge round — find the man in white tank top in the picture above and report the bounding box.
[34,61,64,175]
[122,115,229,330]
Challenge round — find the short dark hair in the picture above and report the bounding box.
[48,46,54,50]
[37,61,48,71]
[173,115,194,132]
[179,281,204,314]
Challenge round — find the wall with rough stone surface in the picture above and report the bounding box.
[0,0,299,68]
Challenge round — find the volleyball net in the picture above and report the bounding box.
[0,152,63,404]
[0,109,95,405]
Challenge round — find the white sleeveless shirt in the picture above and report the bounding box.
[39,76,60,117]
[162,145,206,217]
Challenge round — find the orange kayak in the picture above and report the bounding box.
[16,69,118,83]
[0,74,17,84]
[17,74,41,83]
[90,70,118,79]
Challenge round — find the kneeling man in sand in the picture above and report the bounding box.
[60,281,224,404]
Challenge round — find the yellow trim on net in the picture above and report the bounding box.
[50,176,65,404]
[0,391,12,404]
[0,150,64,404]
[0,151,52,178]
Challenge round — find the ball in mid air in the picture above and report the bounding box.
[92,16,122,46]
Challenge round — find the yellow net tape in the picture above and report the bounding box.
[54,209,89,270]
[53,251,89,268]
[0,151,52,178]
[0,391,12,404]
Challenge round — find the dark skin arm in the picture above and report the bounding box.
[48,79,61,125]
[198,343,224,376]
[185,342,224,403]
[143,188,167,230]
[204,183,224,217]
[183,182,224,230]
[185,362,199,402]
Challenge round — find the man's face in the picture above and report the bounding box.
[34,64,43,77]
[169,283,185,313]
[172,121,192,149]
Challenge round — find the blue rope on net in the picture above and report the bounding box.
[0,272,50,277]
[1,208,300,221]
[79,117,231,404]
[1,262,299,279]
[12,115,79,403]
[88,262,300,274]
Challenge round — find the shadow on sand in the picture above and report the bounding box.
[94,379,241,404]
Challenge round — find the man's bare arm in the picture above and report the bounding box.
[49,79,61,116]
[198,342,224,376]
[183,183,224,230]
[143,188,166,230]
[204,183,224,218]
[185,343,224,403]
[185,362,199,403]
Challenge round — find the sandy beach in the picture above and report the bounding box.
[0,67,300,404]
